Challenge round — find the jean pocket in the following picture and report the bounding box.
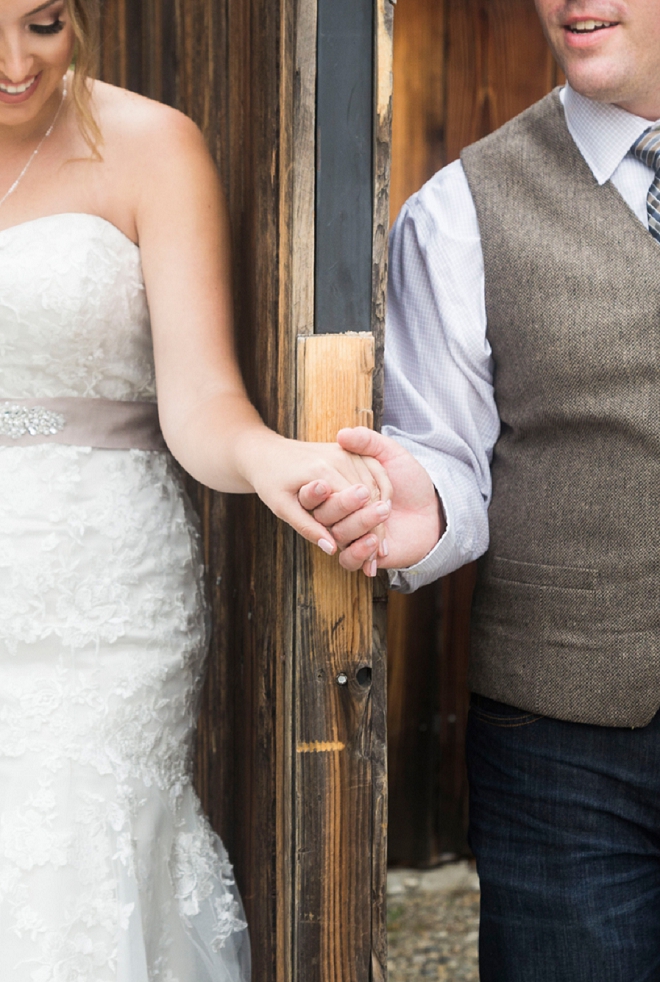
[470,693,543,728]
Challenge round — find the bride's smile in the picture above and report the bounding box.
[0,0,73,132]
[0,72,40,101]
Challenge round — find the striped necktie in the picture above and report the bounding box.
[632,125,660,243]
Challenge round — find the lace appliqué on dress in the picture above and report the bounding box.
[0,216,250,982]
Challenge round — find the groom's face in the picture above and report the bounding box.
[534,0,660,120]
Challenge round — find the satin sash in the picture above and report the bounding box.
[0,397,166,450]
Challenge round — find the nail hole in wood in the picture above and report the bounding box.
[356,666,372,688]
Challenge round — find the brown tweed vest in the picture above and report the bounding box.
[461,91,660,727]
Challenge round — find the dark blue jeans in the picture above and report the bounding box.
[466,694,660,982]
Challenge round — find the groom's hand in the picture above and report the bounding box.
[298,427,444,571]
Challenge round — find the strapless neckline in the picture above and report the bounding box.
[0,212,138,249]
[0,208,154,402]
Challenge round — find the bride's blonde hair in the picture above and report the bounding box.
[65,0,102,152]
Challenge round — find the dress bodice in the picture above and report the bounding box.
[0,213,156,401]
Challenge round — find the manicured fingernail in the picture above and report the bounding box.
[356,485,370,502]
[366,536,378,549]
[375,501,391,520]
[318,538,334,555]
[380,539,389,557]
[315,482,327,495]
[370,560,378,577]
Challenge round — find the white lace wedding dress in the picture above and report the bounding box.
[0,213,251,982]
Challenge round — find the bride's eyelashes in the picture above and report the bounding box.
[29,19,66,36]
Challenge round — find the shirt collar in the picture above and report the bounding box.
[562,82,658,185]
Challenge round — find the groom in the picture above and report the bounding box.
[302,2,660,979]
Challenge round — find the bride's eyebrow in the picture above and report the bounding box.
[23,0,61,17]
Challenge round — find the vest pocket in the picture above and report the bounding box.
[490,556,598,592]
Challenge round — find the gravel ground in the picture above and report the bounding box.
[387,862,480,981]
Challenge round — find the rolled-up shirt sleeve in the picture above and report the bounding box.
[384,160,500,591]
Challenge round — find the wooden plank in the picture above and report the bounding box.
[436,563,476,856]
[291,0,318,338]
[444,0,487,166]
[140,0,160,98]
[98,0,175,102]
[295,333,376,982]
[445,0,561,164]
[488,0,564,126]
[277,2,299,978]
[225,4,298,981]
[371,3,394,978]
[390,0,445,222]
[372,0,394,432]
[371,570,389,982]
[387,586,442,866]
[98,0,127,89]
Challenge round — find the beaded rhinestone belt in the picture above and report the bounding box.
[0,398,166,450]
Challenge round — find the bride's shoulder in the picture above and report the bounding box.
[84,81,222,233]
[89,80,208,169]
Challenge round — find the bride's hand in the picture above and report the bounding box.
[240,433,392,574]
[297,477,393,576]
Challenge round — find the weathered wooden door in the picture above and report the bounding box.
[387,0,565,867]
[99,2,393,980]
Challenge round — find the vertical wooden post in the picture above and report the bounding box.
[290,0,393,977]
[371,8,394,980]
[295,335,375,980]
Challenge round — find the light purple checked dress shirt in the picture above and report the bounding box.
[385,84,660,592]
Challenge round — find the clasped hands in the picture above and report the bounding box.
[298,426,444,576]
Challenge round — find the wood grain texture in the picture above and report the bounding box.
[390,0,445,223]
[372,0,394,432]
[222,6,299,981]
[436,563,476,855]
[370,568,389,982]
[445,0,561,163]
[371,7,393,978]
[388,0,563,865]
[291,0,318,337]
[296,334,376,982]
[386,586,441,866]
[99,2,391,977]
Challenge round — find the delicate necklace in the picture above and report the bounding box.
[0,78,67,210]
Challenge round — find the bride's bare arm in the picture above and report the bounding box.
[127,103,390,557]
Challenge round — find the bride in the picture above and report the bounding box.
[0,0,391,979]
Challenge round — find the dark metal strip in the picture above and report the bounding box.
[315,0,374,335]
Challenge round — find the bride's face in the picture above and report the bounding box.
[0,0,74,130]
